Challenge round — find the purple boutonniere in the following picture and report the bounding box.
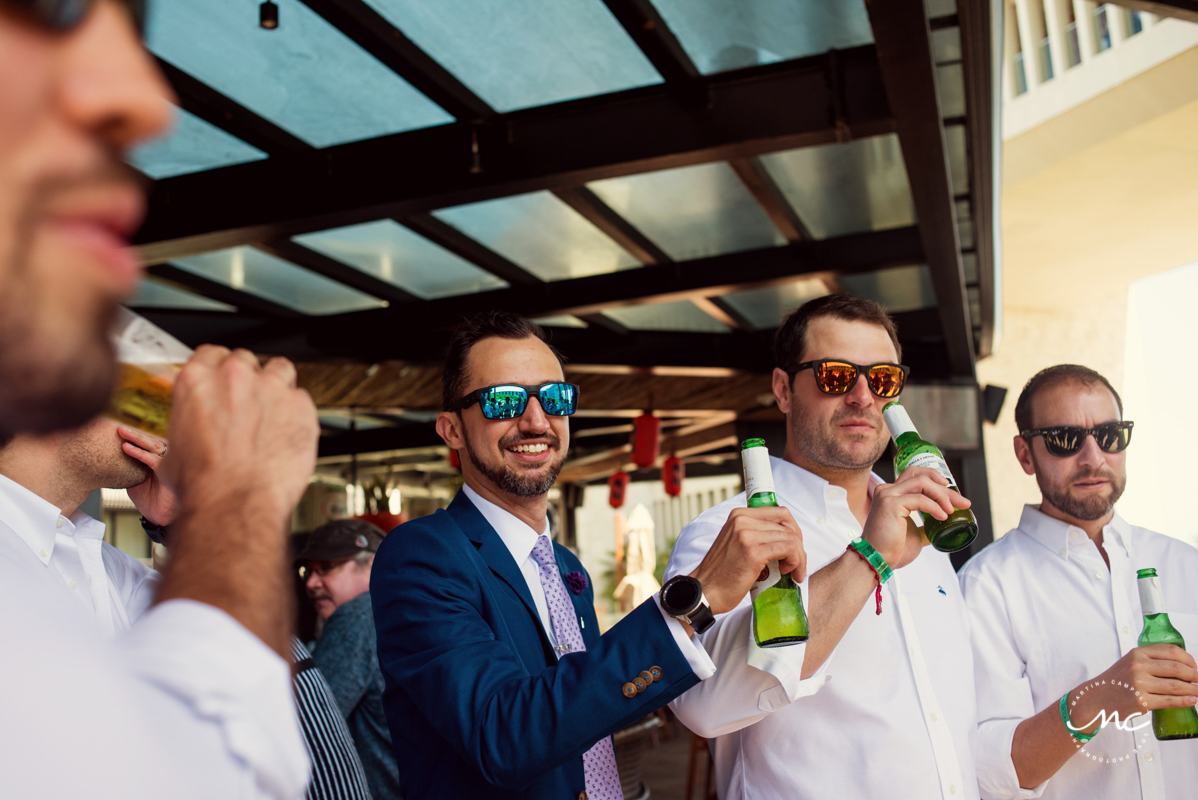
[564,571,588,595]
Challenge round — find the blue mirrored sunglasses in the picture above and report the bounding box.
[453,382,579,420]
[5,0,146,34]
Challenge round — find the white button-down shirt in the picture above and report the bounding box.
[0,479,309,798]
[666,456,978,800]
[0,473,158,636]
[462,484,715,678]
[959,505,1198,800]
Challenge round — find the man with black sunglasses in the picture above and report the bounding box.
[665,293,980,800]
[370,310,807,800]
[960,364,1198,800]
[0,2,317,798]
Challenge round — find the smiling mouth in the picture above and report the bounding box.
[509,443,549,455]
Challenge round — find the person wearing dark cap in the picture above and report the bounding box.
[300,519,400,800]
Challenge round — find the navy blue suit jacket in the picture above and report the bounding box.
[370,492,700,800]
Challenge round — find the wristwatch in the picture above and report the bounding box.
[139,517,169,546]
[659,575,715,634]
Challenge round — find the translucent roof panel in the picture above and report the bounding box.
[759,134,917,240]
[532,315,588,328]
[840,265,936,314]
[361,0,661,112]
[718,276,830,329]
[587,162,785,261]
[128,276,236,312]
[294,220,508,300]
[173,247,386,315]
[146,0,453,148]
[602,301,730,333]
[945,124,969,195]
[651,0,873,75]
[129,107,267,179]
[433,192,641,282]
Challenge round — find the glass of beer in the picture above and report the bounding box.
[104,308,192,440]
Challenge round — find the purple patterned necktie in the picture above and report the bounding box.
[530,535,623,800]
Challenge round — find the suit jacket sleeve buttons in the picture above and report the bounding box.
[577,792,588,800]
[639,670,654,685]
[633,676,648,693]
[649,665,663,682]
[622,682,638,699]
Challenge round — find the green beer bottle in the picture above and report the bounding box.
[742,438,809,647]
[1137,567,1198,740]
[881,401,978,553]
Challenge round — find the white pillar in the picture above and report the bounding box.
[1013,0,1042,86]
[1043,0,1067,76]
[1073,0,1095,60]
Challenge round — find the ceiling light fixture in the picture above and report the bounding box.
[259,0,278,29]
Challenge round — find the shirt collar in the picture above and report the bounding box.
[0,472,67,565]
[770,455,883,518]
[1017,503,1133,559]
[462,483,549,567]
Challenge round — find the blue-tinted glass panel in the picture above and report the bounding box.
[588,162,784,261]
[434,192,640,282]
[173,247,385,315]
[937,63,966,117]
[129,108,267,178]
[294,220,507,299]
[945,124,969,195]
[760,134,916,239]
[603,301,730,333]
[932,27,961,64]
[718,277,830,329]
[840,265,936,314]
[651,0,872,74]
[361,0,660,112]
[146,1,452,147]
[128,276,236,312]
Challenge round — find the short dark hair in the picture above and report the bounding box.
[774,293,902,373]
[441,311,565,411]
[1014,364,1123,433]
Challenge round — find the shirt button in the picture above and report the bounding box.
[816,517,825,525]
[56,518,64,528]
[1059,548,1067,555]
[950,785,957,795]
[68,579,77,589]
[1095,571,1104,580]
[1070,529,1081,539]
[38,549,48,558]
[930,713,938,722]
[1123,626,1130,634]
[909,646,916,656]
[1145,753,1154,762]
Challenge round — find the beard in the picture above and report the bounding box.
[1034,458,1126,521]
[793,404,889,472]
[0,172,129,436]
[463,430,565,498]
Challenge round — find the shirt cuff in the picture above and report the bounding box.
[977,718,1047,800]
[117,600,310,800]
[745,577,831,707]
[654,594,717,681]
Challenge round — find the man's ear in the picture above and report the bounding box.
[436,410,466,450]
[1013,434,1036,476]
[772,368,793,414]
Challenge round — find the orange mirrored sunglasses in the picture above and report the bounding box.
[787,360,910,398]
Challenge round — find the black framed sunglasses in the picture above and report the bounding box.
[453,382,579,421]
[787,359,910,399]
[1020,421,1134,457]
[5,0,146,35]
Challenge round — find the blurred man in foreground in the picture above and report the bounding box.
[0,2,320,796]
[960,365,1198,799]
[299,520,400,799]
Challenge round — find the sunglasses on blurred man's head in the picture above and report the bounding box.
[4,0,145,35]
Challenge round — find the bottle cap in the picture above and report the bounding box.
[1137,567,1158,579]
[741,438,767,450]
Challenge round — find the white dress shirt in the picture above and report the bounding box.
[958,505,1198,800]
[0,473,158,636]
[0,478,309,798]
[666,456,978,800]
[462,484,715,679]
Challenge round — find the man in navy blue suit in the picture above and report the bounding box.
[371,311,807,800]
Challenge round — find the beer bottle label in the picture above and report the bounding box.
[1139,574,1167,615]
[905,452,957,487]
[751,560,782,600]
[743,445,775,499]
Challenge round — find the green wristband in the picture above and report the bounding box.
[1059,692,1096,742]
[849,538,893,584]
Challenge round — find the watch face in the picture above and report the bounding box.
[665,577,700,613]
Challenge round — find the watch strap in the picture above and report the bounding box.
[684,599,715,634]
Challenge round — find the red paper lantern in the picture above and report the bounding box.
[608,471,630,508]
[663,456,684,497]
[631,413,660,469]
[448,449,461,470]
